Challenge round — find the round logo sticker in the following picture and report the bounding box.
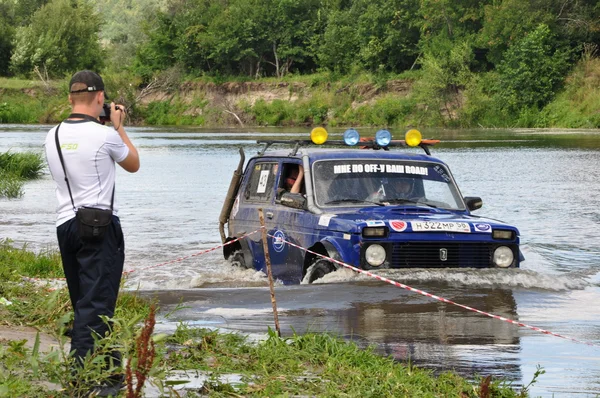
[389,220,407,232]
[272,230,287,252]
[474,223,491,232]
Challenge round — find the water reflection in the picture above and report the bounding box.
[140,283,522,383]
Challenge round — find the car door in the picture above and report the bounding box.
[270,160,313,283]
[232,159,279,276]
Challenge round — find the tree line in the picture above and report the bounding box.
[0,0,599,126]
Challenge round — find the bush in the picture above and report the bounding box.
[251,99,294,126]
[344,96,416,127]
[139,99,205,126]
[494,24,573,113]
[538,54,600,128]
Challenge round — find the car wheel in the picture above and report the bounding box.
[306,259,336,283]
[229,250,248,269]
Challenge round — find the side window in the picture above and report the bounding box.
[279,162,305,195]
[245,162,277,202]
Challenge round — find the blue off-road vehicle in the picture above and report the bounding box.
[218,128,523,284]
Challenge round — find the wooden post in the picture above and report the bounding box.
[258,208,281,337]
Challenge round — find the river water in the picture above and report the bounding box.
[1,125,600,396]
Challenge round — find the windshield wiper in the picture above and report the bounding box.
[325,198,385,206]
[385,198,438,208]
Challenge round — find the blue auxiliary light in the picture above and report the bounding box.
[343,128,360,146]
[375,129,392,147]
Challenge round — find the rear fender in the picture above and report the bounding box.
[302,240,343,278]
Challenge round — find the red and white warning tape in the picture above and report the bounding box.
[274,234,600,348]
[21,228,264,284]
[122,228,263,276]
[19,227,598,347]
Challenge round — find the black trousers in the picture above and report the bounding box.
[57,215,124,367]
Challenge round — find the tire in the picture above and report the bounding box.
[229,250,248,269]
[306,258,336,283]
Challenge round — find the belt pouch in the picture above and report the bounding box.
[76,207,112,242]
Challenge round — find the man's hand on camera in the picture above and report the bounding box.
[110,102,125,131]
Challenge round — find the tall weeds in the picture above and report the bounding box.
[0,151,44,198]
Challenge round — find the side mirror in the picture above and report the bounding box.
[464,196,483,211]
[280,192,306,209]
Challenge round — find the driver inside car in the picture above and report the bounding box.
[367,177,421,203]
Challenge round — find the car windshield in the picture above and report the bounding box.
[312,159,466,210]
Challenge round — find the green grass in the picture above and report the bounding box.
[0,170,24,198]
[0,151,44,179]
[0,242,533,396]
[1,61,598,128]
[165,325,528,397]
[0,239,63,281]
[0,77,60,90]
[0,151,45,198]
[537,57,600,128]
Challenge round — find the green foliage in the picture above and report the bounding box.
[250,99,294,126]
[494,24,573,114]
[10,0,105,77]
[0,99,39,124]
[342,95,416,127]
[0,151,44,198]
[0,242,530,396]
[140,98,205,126]
[318,0,420,73]
[165,327,526,396]
[479,0,554,66]
[0,339,49,397]
[480,0,600,66]
[0,239,63,281]
[0,151,44,180]
[95,0,166,71]
[0,171,24,199]
[537,54,600,128]
[419,0,485,44]
[413,40,474,126]
[0,14,15,76]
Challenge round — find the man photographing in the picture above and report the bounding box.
[44,70,139,395]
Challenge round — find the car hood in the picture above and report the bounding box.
[315,206,519,235]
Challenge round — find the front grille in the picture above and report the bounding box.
[390,242,492,268]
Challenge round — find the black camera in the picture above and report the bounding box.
[99,103,122,123]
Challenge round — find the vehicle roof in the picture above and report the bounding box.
[251,147,446,164]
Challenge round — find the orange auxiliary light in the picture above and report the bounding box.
[405,129,422,147]
[311,127,328,145]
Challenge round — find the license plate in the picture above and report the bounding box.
[411,221,471,233]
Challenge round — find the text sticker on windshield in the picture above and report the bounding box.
[333,164,428,175]
[433,165,450,182]
[256,170,270,193]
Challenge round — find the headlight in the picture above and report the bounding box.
[365,244,386,266]
[343,128,360,146]
[310,127,328,145]
[375,129,392,147]
[362,227,388,238]
[493,246,514,268]
[493,229,515,240]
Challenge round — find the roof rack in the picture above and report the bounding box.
[256,139,440,156]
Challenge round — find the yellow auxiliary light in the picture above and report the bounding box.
[405,129,422,147]
[310,127,328,145]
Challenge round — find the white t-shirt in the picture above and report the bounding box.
[44,120,129,226]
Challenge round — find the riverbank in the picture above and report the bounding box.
[0,241,533,397]
[1,58,599,129]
